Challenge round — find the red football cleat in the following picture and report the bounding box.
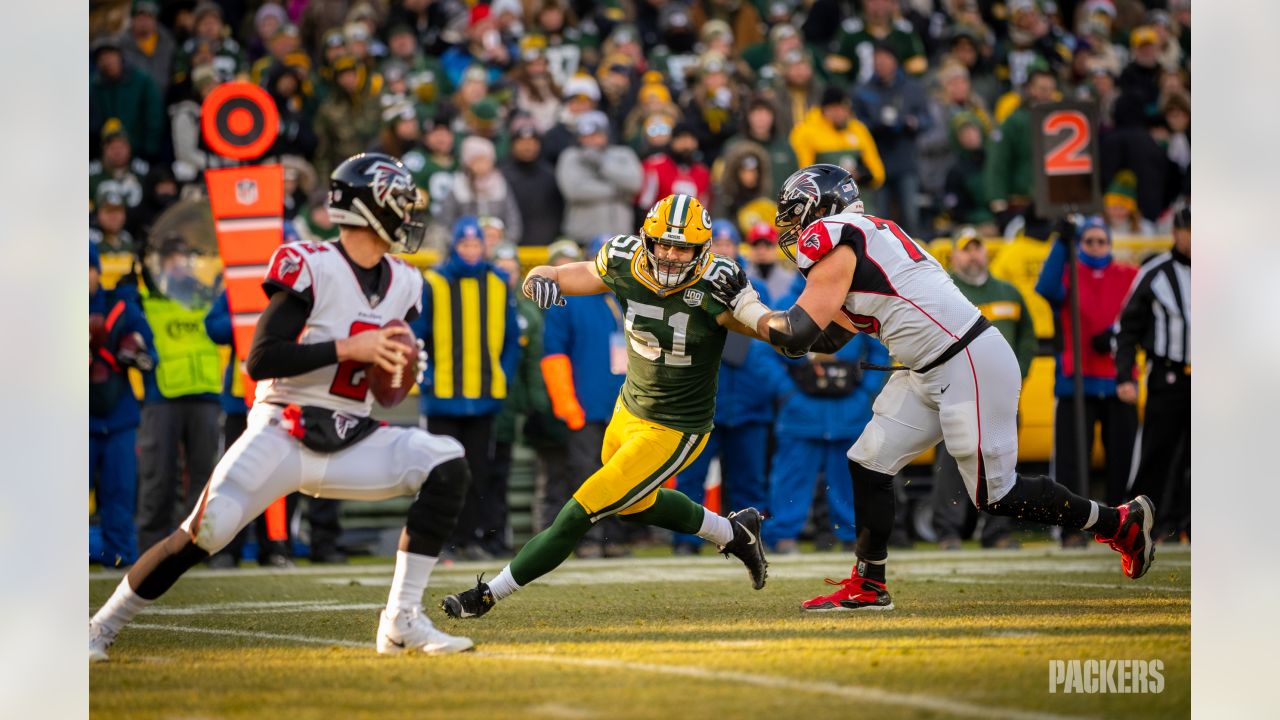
[1095,495,1156,579]
[801,567,894,612]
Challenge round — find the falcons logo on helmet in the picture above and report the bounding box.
[366,160,413,211]
[780,169,820,202]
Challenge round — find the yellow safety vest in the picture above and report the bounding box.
[423,270,508,400]
[142,295,222,398]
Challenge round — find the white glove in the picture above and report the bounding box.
[415,338,428,385]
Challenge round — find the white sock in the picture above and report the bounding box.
[386,551,437,613]
[487,566,522,601]
[696,509,734,547]
[92,578,151,634]
[1082,501,1100,530]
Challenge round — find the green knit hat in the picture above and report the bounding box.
[1104,170,1138,214]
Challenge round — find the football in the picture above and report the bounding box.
[367,318,418,407]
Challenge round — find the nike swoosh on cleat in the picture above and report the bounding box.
[385,636,406,648]
[940,384,950,394]
[737,521,758,546]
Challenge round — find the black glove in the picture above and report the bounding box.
[523,275,566,310]
[1054,216,1079,245]
[708,263,752,309]
[1091,330,1116,355]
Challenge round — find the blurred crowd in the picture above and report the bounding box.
[88,0,1191,566]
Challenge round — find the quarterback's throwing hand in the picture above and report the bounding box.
[524,274,566,309]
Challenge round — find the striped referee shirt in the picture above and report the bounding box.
[1115,247,1191,382]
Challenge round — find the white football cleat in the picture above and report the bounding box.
[89,620,117,663]
[376,606,474,655]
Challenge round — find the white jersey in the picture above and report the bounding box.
[794,212,982,369]
[255,241,423,417]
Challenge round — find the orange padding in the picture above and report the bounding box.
[540,354,585,430]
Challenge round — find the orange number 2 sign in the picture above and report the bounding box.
[1042,110,1092,176]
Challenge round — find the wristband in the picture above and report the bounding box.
[734,298,770,331]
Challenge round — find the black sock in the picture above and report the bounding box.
[127,530,210,600]
[856,557,887,583]
[849,460,896,563]
[1092,506,1121,539]
[986,474,1118,535]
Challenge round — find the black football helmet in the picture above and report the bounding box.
[775,164,863,263]
[327,153,428,253]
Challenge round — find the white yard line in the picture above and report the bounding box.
[126,623,1093,720]
[89,547,1191,582]
[131,623,366,648]
[924,577,1190,594]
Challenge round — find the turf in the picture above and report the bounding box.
[90,544,1190,719]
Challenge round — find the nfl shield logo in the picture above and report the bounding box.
[235,179,259,205]
[683,288,704,307]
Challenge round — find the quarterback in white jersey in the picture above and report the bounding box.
[713,164,1157,612]
[91,153,474,662]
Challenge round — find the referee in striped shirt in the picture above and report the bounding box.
[1115,207,1191,542]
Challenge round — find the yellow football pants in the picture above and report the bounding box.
[572,402,709,522]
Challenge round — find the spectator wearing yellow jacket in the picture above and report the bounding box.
[788,87,885,190]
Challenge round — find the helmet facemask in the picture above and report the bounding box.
[641,233,706,287]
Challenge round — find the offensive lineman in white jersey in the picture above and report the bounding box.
[90,153,475,660]
[712,164,1157,611]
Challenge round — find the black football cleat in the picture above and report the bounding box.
[440,574,496,619]
[719,508,769,590]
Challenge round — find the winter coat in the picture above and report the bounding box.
[501,158,565,246]
[556,145,643,242]
[853,68,932,177]
[1035,241,1139,397]
[438,171,524,245]
[90,66,164,160]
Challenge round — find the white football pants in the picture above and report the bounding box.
[849,327,1021,507]
[180,403,465,553]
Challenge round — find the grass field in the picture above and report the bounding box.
[89,543,1190,719]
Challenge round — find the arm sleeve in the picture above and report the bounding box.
[1034,240,1069,306]
[1114,271,1154,384]
[245,291,338,381]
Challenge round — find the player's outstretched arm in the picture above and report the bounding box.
[523,261,608,309]
[710,245,857,356]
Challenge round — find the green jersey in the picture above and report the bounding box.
[594,234,735,434]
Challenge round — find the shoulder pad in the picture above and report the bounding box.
[842,17,863,34]
[795,218,846,271]
[266,243,315,294]
[595,234,642,275]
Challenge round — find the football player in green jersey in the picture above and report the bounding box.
[442,193,769,619]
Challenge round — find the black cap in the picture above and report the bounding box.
[820,85,848,107]
[871,39,897,56]
[671,121,697,139]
